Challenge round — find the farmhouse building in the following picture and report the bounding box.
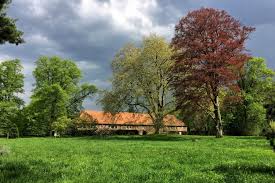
[79,110,187,135]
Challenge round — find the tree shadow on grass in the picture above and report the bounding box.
[213,163,275,182]
[234,136,265,140]
[0,160,61,183]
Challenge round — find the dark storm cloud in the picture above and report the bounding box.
[156,0,275,67]
[0,0,274,109]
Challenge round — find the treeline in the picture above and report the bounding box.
[101,8,275,138]
[1,1,275,138]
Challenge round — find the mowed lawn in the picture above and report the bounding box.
[0,136,275,183]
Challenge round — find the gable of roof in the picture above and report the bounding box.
[80,110,185,127]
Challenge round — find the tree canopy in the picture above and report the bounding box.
[25,56,97,136]
[0,59,24,138]
[171,8,255,137]
[101,35,176,133]
[223,57,275,135]
[0,0,24,45]
[0,59,24,105]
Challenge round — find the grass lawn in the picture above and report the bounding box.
[0,135,275,183]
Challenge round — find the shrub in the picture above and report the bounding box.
[67,115,98,136]
[95,127,112,136]
[51,116,72,136]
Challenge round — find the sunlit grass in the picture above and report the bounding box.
[0,135,275,183]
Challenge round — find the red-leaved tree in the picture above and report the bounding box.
[171,8,255,137]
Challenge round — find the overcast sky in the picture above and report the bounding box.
[0,0,274,110]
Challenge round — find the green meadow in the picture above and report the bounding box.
[0,135,275,183]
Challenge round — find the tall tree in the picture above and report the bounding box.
[0,59,24,138]
[171,8,254,137]
[0,0,24,45]
[223,58,275,135]
[101,35,176,134]
[26,56,96,136]
[28,84,69,135]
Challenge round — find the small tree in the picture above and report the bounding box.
[171,8,255,137]
[0,102,19,138]
[51,116,71,137]
[222,58,274,135]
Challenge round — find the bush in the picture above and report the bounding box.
[67,116,97,136]
[0,146,10,156]
[95,127,112,136]
[51,116,71,136]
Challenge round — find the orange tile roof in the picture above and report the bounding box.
[81,110,185,127]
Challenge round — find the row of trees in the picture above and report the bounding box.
[1,1,274,138]
[0,57,97,137]
[101,8,275,138]
[0,0,97,137]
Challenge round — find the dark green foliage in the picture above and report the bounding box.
[67,83,97,117]
[270,139,274,147]
[223,58,274,135]
[178,108,216,135]
[0,60,24,138]
[223,102,266,135]
[0,0,24,45]
[51,116,71,136]
[27,84,68,135]
[0,102,19,138]
[0,136,275,182]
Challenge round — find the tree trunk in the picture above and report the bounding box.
[154,126,160,134]
[154,116,163,134]
[214,95,223,138]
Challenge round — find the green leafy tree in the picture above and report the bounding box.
[0,0,24,45]
[0,59,24,105]
[101,35,176,134]
[51,116,71,136]
[25,56,96,136]
[33,56,81,94]
[223,58,275,135]
[0,102,19,138]
[0,0,24,137]
[28,84,68,135]
[0,60,24,138]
